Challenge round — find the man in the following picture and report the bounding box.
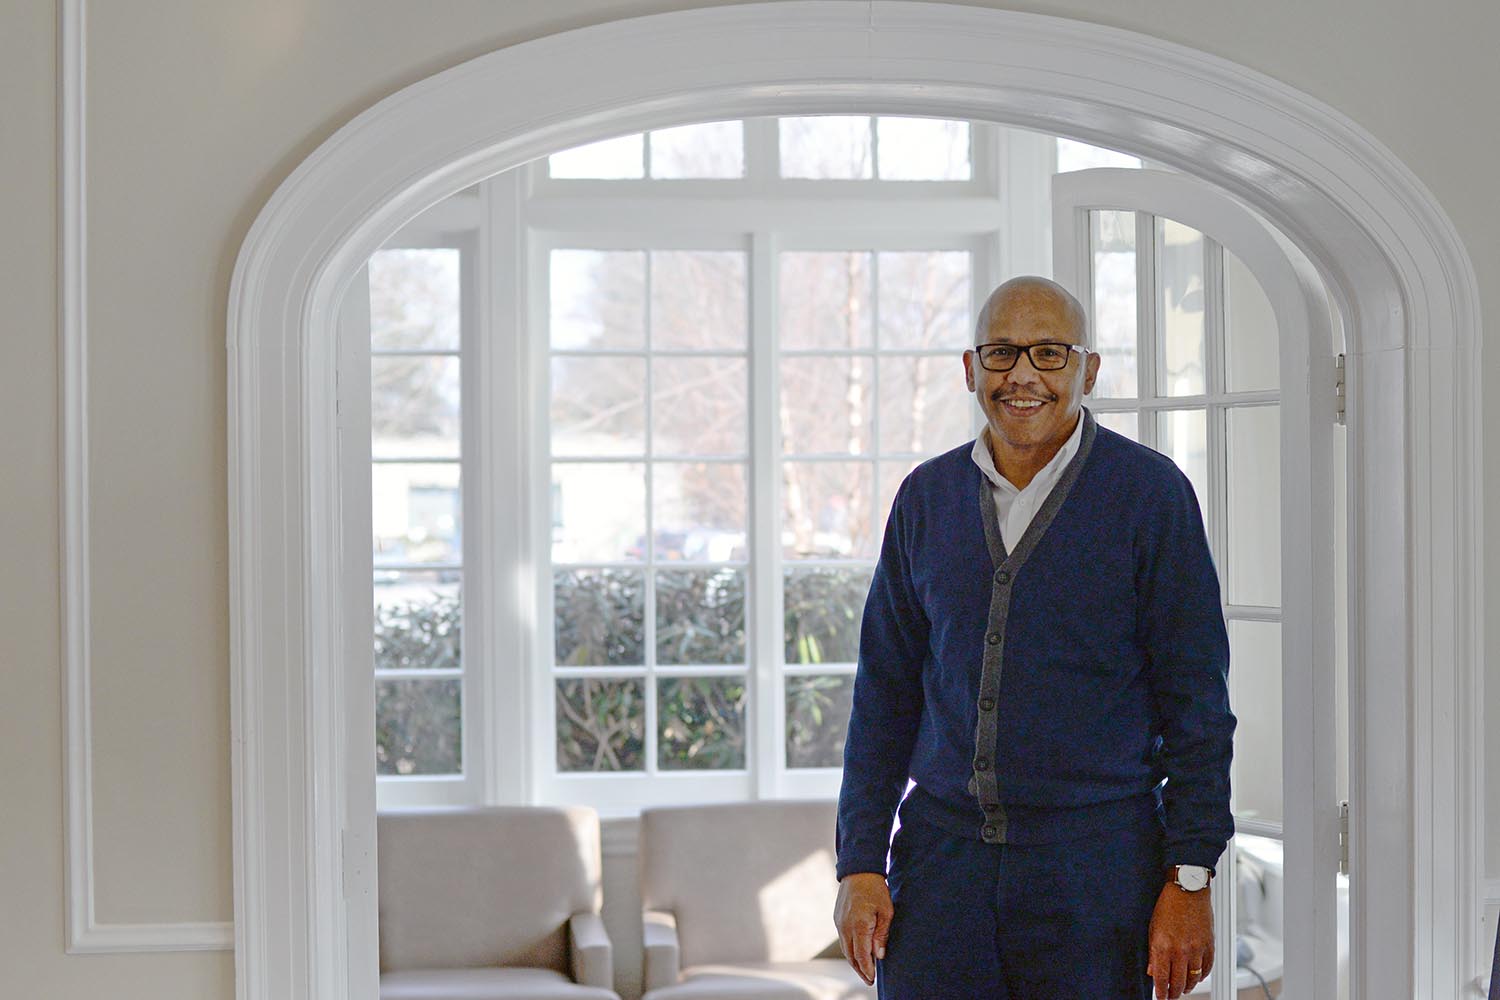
[833,276,1234,1000]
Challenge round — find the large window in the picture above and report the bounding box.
[369,119,1122,811]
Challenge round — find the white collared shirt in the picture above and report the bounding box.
[970,410,1086,552]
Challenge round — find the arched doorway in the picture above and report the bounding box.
[227,6,1484,999]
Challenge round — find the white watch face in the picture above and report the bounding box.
[1176,865,1211,891]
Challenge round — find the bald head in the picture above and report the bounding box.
[974,276,1091,350]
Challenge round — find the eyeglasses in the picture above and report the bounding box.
[972,342,1089,373]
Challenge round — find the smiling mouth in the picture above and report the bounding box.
[995,395,1050,411]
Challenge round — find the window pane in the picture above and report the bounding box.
[651,251,748,350]
[552,463,645,563]
[877,250,971,350]
[556,678,645,771]
[374,571,461,671]
[875,118,970,180]
[1094,410,1139,442]
[369,248,460,351]
[372,462,461,566]
[550,249,645,349]
[553,569,644,667]
[549,134,644,179]
[651,356,747,457]
[371,355,460,460]
[1091,211,1139,397]
[653,462,747,562]
[656,568,746,665]
[1156,409,1208,515]
[1228,405,1281,606]
[779,116,873,179]
[1228,619,1282,825]
[376,678,460,775]
[784,566,872,664]
[782,462,876,559]
[1158,218,1206,397]
[658,676,747,770]
[1224,247,1280,392]
[1233,834,1291,999]
[551,356,646,457]
[878,355,972,455]
[780,356,873,455]
[1056,138,1141,173]
[779,251,873,350]
[786,674,855,768]
[650,121,745,178]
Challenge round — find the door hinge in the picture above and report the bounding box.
[1338,800,1350,876]
[1334,354,1346,426]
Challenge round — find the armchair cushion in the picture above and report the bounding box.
[639,801,842,969]
[378,806,603,975]
[380,968,618,1000]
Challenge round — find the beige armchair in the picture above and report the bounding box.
[638,800,875,1000]
[378,806,620,1000]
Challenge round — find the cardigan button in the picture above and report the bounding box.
[979,697,995,712]
[974,757,991,771]
[981,824,999,839]
[986,632,1001,645]
[994,569,1010,584]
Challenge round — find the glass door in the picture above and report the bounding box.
[1053,168,1347,999]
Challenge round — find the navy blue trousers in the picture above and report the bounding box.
[877,806,1165,1000]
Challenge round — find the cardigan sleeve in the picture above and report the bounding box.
[834,479,930,880]
[1136,467,1237,870]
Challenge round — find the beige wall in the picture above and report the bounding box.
[1,0,1496,995]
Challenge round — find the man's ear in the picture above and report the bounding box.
[963,350,977,392]
[1083,351,1101,394]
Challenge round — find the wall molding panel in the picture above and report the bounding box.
[58,0,232,954]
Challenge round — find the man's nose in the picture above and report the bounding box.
[1006,352,1044,382]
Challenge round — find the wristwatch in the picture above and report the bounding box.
[1168,864,1213,891]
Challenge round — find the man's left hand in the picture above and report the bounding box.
[1147,881,1214,999]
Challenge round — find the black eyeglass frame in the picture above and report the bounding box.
[970,342,1091,373]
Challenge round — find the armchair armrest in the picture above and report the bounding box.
[642,908,681,993]
[568,910,614,989]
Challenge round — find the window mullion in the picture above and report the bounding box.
[1204,238,1229,593]
[643,253,659,779]
[1137,212,1159,448]
[749,229,781,798]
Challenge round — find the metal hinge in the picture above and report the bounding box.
[1338,800,1350,876]
[1334,354,1346,426]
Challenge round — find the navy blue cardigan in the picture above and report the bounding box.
[835,412,1235,879]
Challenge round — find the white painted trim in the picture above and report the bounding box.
[59,0,233,955]
[227,5,1484,998]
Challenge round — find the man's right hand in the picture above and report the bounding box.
[834,872,894,986]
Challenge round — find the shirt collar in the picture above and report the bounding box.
[971,407,1087,494]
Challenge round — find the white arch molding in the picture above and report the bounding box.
[226,5,1485,999]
